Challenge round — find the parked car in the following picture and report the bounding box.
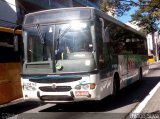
[148,54,155,64]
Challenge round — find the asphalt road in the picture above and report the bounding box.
[1,63,160,119]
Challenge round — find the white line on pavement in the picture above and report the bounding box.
[7,104,56,119]
[24,103,56,113]
[130,81,160,118]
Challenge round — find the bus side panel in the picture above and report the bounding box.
[118,55,128,89]
[99,77,113,99]
[142,55,149,75]
[0,63,22,104]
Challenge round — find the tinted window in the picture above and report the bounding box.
[105,22,147,55]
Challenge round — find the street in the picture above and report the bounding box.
[1,63,160,119]
[1,0,159,119]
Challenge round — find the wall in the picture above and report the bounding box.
[0,63,22,104]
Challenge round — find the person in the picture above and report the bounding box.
[56,40,72,60]
[77,40,88,52]
[59,46,71,60]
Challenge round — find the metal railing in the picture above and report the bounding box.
[20,0,100,9]
[73,0,99,9]
[21,0,65,9]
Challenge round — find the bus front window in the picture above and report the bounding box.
[24,21,96,73]
[55,21,94,60]
[25,26,53,62]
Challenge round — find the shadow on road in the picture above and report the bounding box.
[0,101,43,114]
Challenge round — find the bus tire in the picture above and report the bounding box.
[138,68,143,83]
[112,73,120,99]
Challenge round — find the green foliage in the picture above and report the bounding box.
[99,0,160,34]
[99,0,136,16]
[99,0,108,12]
[99,0,116,16]
[131,0,160,34]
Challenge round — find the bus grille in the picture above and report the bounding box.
[40,95,74,101]
[29,77,81,83]
[39,86,72,92]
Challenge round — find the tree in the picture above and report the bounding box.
[99,0,160,33]
[131,0,160,34]
[100,0,134,16]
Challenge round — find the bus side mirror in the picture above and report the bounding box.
[14,36,18,52]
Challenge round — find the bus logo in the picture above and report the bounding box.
[52,84,56,89]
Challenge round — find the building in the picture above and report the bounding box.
[147,31,160,61]
[0,0,23,104]
[0,0,101,27]
[16,0,101,24]
[0,0,17,27]
[16,0,100,11]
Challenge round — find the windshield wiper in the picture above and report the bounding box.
[55,25,71,56]
[36,24,45,44]
[56,25,72,41]
[36,24,49,61]
[55,25,72,66]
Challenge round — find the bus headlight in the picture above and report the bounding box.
[75,83,96,90]
[75,85,81,90]
[82,84,90,90]
[90,83,96,89]
[23,82,37,91]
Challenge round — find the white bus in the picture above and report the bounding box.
[21,7,149,103]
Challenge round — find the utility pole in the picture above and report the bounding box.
[151,24,159,62]
[155,36,158,62]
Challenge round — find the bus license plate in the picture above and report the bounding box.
[75,91,89,96]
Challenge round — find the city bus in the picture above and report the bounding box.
[21,7,149,103]
[0,26,23,104]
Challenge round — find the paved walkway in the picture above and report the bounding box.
[142,87,160,114]
[130,82,160,119]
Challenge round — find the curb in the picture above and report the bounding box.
[0,98,24,108]
[130,81,160,118]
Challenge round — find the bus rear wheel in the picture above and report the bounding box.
[112,74,120,99]
[138,68,143,83]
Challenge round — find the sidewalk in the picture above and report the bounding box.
[0,98,24,108]
[142,86,160,114]
[131,82,160,119]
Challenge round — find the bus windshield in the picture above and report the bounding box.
[24,21,96,72]
[55,21,94,60]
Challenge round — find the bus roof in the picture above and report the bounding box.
[0,26,22,35]
[24,7,93,25]
[97,8,146,38]
[24,7,146,38]
[94,8,146,38]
